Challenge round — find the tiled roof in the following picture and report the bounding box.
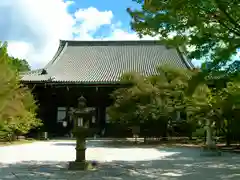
[20,69,50,81]
[21,40,194,84]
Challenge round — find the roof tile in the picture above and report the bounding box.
[21,40,193,83]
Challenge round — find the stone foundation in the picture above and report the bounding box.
[68,161,92,171]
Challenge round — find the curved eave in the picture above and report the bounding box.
[44,41,68,69]
[19,68,44,76]
[21,80,128,85]
[176,47,195,69]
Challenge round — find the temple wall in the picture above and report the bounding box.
[30,85,114,137]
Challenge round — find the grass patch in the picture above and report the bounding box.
[0,139,36,147]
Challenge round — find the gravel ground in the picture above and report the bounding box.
[0,140,240,180]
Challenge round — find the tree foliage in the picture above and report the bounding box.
[8,56,30,72]
[187,81,240,145]
[0,42,41,141]
[108,72,161,125]
[107,65,195,137]
[128,0,240,70]
[2,42,31,72]
[108,64,240,144]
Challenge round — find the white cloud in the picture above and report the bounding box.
[7,42,33,60]
[105,28,156,40]
[0,0,156,69]
[73,7,113,39]
[0,0,74,69]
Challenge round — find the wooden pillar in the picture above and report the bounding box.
[48,89,58,135]
[99,106,106,129]
[95,87,107,132]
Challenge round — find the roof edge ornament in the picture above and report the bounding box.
[47,76,56,81]
[59,39,68,46]
[41,69,48,75]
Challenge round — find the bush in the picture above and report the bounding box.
[192,128,205,138]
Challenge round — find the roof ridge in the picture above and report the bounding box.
[59,39,168,47]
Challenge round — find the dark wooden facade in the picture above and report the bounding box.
[28,83,118,137]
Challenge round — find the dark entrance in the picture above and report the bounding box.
[28,83,117,137]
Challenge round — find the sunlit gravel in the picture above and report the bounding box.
[0,140,240,180]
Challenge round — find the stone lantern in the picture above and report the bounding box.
[68,96,95,170]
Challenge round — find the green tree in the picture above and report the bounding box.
[108,64,240,146]
[187,76,240,147]
[107,71,170,139]
[187,84,222,147]
[128,0,240,69]
[0,42,41,141]
[107,65,195,139]
[3,41,31,72]
[108,72,163,124]
[154,66,196,137]
[217,81,240,145]
[8,56,30,72]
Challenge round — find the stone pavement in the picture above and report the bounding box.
[0,140,240,180]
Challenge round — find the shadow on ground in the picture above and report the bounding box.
[1,147,240,180]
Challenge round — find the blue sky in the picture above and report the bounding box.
[67,0,140,39]
[68,0,139,29]
[1,0,205,68]
[2,0,238,69]
[1,0,149,68]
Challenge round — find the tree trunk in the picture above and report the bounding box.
[143,136,146,143]
[226,119,232,146]
[204,130,207,144]
[206,119,215,148]
[162,122,168,141]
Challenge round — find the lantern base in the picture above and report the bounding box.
[68,161,94,171]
